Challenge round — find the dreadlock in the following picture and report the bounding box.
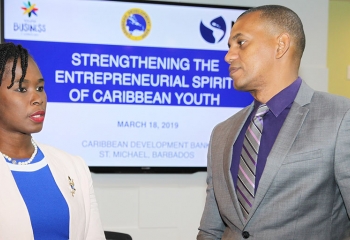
[0,42,29,89]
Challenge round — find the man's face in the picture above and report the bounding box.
[225,11,277,93]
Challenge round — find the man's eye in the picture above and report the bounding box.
[238,40,246,46]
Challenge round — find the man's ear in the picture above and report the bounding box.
[276,33,290,59]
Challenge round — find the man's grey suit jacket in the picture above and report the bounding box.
[197,81,350,240]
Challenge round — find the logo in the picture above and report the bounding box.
[21,1,38,17]
[121,8,151,41]
[200,16,226,44]
[14,2,45,35]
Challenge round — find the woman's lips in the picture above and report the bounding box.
[30,111,45,123]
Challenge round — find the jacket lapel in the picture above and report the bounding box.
[246,81,314,222]
[223,104,254,226]
[0,156,34,239]
[40,144,86,240]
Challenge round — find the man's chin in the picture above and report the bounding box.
[233,81,247,91]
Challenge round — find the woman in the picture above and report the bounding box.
[0,43,106,239]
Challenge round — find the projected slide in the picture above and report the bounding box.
[3,0,252,168]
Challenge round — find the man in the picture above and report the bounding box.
[197,5,350,240]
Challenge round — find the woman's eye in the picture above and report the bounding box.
[37,86,44,92]
[17,88,27,93]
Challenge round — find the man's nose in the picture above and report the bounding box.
[224,47,239,64]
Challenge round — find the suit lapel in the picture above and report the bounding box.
[246,81,314,222]
[223,104,254,226]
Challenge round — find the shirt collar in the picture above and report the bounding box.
[254,77,302,117]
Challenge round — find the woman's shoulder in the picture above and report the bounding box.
[37,142,87,169]
[37,142,63,153]
[38,142,77,157]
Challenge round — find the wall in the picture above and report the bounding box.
[91,1,330,240]
[328,1,350,98]
[93,172,207,239]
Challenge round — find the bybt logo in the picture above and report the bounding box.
[200,16,226,44]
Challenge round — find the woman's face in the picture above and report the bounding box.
[0,57,47,135]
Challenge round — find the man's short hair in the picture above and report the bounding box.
[239,5,306,59]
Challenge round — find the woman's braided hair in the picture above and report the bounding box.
[0,42,29,89]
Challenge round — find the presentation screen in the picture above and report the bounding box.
[2,0,252,173]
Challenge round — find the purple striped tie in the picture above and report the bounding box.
[237,104,269,219]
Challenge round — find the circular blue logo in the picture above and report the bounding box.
[200,16,226,44]
[121,8,151,41]
[127,14,146,33]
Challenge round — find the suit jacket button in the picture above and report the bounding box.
[242,231,250,239]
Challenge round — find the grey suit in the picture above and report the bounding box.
[198,81,350,239]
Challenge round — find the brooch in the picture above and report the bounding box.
[68,176,76,197]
